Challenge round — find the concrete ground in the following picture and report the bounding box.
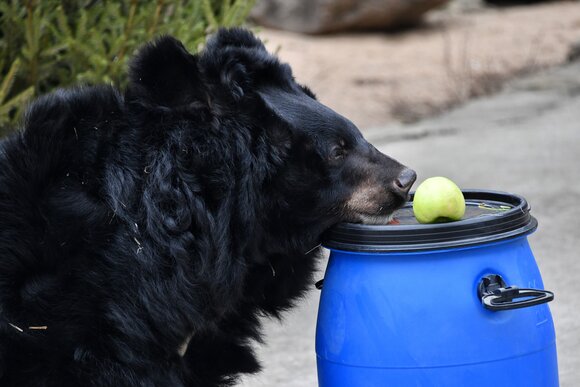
[258,2,580,129]
[240,61,580,386]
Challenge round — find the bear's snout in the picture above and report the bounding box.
[342,141,416,225]
[391,168,417,200]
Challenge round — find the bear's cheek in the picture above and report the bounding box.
[345,181,386,215]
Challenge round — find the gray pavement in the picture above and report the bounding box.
[240,61,580,387]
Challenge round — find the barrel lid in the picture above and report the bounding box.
[322,190,537,252]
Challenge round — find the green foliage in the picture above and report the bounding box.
[0,0,255,135]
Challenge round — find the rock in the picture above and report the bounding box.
[251,0,450,34]
[484,0,554,5]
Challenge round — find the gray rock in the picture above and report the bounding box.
[251,0,450,34]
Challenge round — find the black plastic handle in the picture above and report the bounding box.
[478,274,554,311]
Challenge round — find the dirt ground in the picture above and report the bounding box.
[256,1,580,129]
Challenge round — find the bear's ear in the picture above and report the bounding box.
[128,36,203,107]
[199,28,268,101]
[257,86,321,131]
[257,87,302,125]
[205,28,267,52]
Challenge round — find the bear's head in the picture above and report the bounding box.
[126,28,415,248]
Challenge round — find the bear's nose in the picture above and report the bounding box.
[393,168,417,195]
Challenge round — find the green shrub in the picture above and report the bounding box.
[0,0,255,135]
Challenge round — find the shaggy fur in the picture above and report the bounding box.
[0,29,414,386]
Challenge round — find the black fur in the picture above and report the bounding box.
[0,29,414,386]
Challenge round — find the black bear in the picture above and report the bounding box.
[0,28,415,386]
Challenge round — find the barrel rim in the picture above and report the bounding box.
[322,190,537,252]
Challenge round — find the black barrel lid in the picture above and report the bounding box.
[322,190,537,252]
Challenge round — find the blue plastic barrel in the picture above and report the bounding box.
[316,190,558,387]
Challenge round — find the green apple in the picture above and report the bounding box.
[413,177,465,224]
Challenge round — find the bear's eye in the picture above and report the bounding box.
[329,144,346,160]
